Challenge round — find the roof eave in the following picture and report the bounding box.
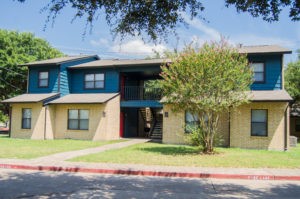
[19,55,100,67]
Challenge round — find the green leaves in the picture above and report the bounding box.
[159,40,252,153]
[285,59,300,101]
[160,40,252,113]
[0,29,63,114]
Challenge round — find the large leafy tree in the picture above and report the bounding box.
[160,41,252,153]
[285,51,300,101]
[0,29,63,117]
[17,0,300,41]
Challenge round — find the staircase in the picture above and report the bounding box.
[150,113,163,140]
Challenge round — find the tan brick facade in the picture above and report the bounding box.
[10,102,46,139]
[163,102,289,150]
[162,104,230,146]
[9,95,120,141]
[230,102,289,151]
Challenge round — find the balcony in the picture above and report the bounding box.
[121,86,162,101]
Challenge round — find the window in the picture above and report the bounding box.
[296,119,300,132]
[250,63,265,83]
[251,109,268,136]
[22,108,31,129]
[185,111,200,133]
[38,71,49,87]
[84,73,104,89]
[68,109,89,130]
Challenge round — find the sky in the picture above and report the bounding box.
[0,0,299,64]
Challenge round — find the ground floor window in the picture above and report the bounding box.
[68,109,89,130]
[251,109,268,136]
[22,108,31,129]
[296,119,300,132]
[185,111,200,133]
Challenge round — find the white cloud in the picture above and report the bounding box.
[90,38,110,47]
[182,13,221,41]
[110,39,167,55]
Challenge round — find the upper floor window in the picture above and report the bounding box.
[22,108,31,129]
[84,73,104,89]
[251,109,268,136]
[250,63,265,83]
[38,71,49,87]
[68,109,89,130]
[185,111,200,133]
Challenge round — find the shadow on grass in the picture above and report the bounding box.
[140,145,201,156]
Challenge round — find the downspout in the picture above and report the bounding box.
[284,103,289,151]
[44,105,47,140]
[58,69,61,93]
[8,106,12,138]
[26,67,29,93]
[228,110,231,147]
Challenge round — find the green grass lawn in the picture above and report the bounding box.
[70,142,300,168]
[0,135,125,159]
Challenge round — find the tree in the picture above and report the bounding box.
[285,55,300,101]
[159,41,252,153]
[0,29,63,120]
[17,0,299,42]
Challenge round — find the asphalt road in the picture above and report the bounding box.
[1,169,300,199]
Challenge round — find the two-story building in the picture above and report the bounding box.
[2,45,293,150]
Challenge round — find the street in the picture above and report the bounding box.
[1,168,300,198]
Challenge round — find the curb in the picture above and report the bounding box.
[1,163,300,181]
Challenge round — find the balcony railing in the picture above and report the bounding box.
[122,86,162,100]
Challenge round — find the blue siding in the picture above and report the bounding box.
[59,57,98,96]
[249,54,282,90]
[70,68,119,93]
[28,66,59,93]
[121,100,162,108]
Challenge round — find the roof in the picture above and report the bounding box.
[2,93,59,103]
[161,90,293,103]
[248,90,293,102]
[237,45,292,54]
[20,55,99,67]
[69,58,171,69]
[48,93,119,104]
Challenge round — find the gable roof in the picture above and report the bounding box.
[2,93,59,103]
[69,58,171,69]
[20,55,99,67]
[48,93,119,104]
[237,45,292,54]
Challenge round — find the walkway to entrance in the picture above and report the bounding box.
[31,139,150,163]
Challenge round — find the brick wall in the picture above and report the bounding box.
[10,102,45,139]
[230,102,289,151]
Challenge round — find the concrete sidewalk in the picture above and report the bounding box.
[0,139,300,181]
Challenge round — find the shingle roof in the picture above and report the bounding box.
[69,58,171,69]
[48,93,119,104]
[248,90,293,102]
[238,45,292,54]
[2,93,59,103]
[161,90,293,103]
[20,55,99,66]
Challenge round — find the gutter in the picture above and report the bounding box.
[284,103,289,151]
[8,106,12,138]
[44,105,47,140]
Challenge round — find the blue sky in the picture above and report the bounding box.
[0,0,299,63]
